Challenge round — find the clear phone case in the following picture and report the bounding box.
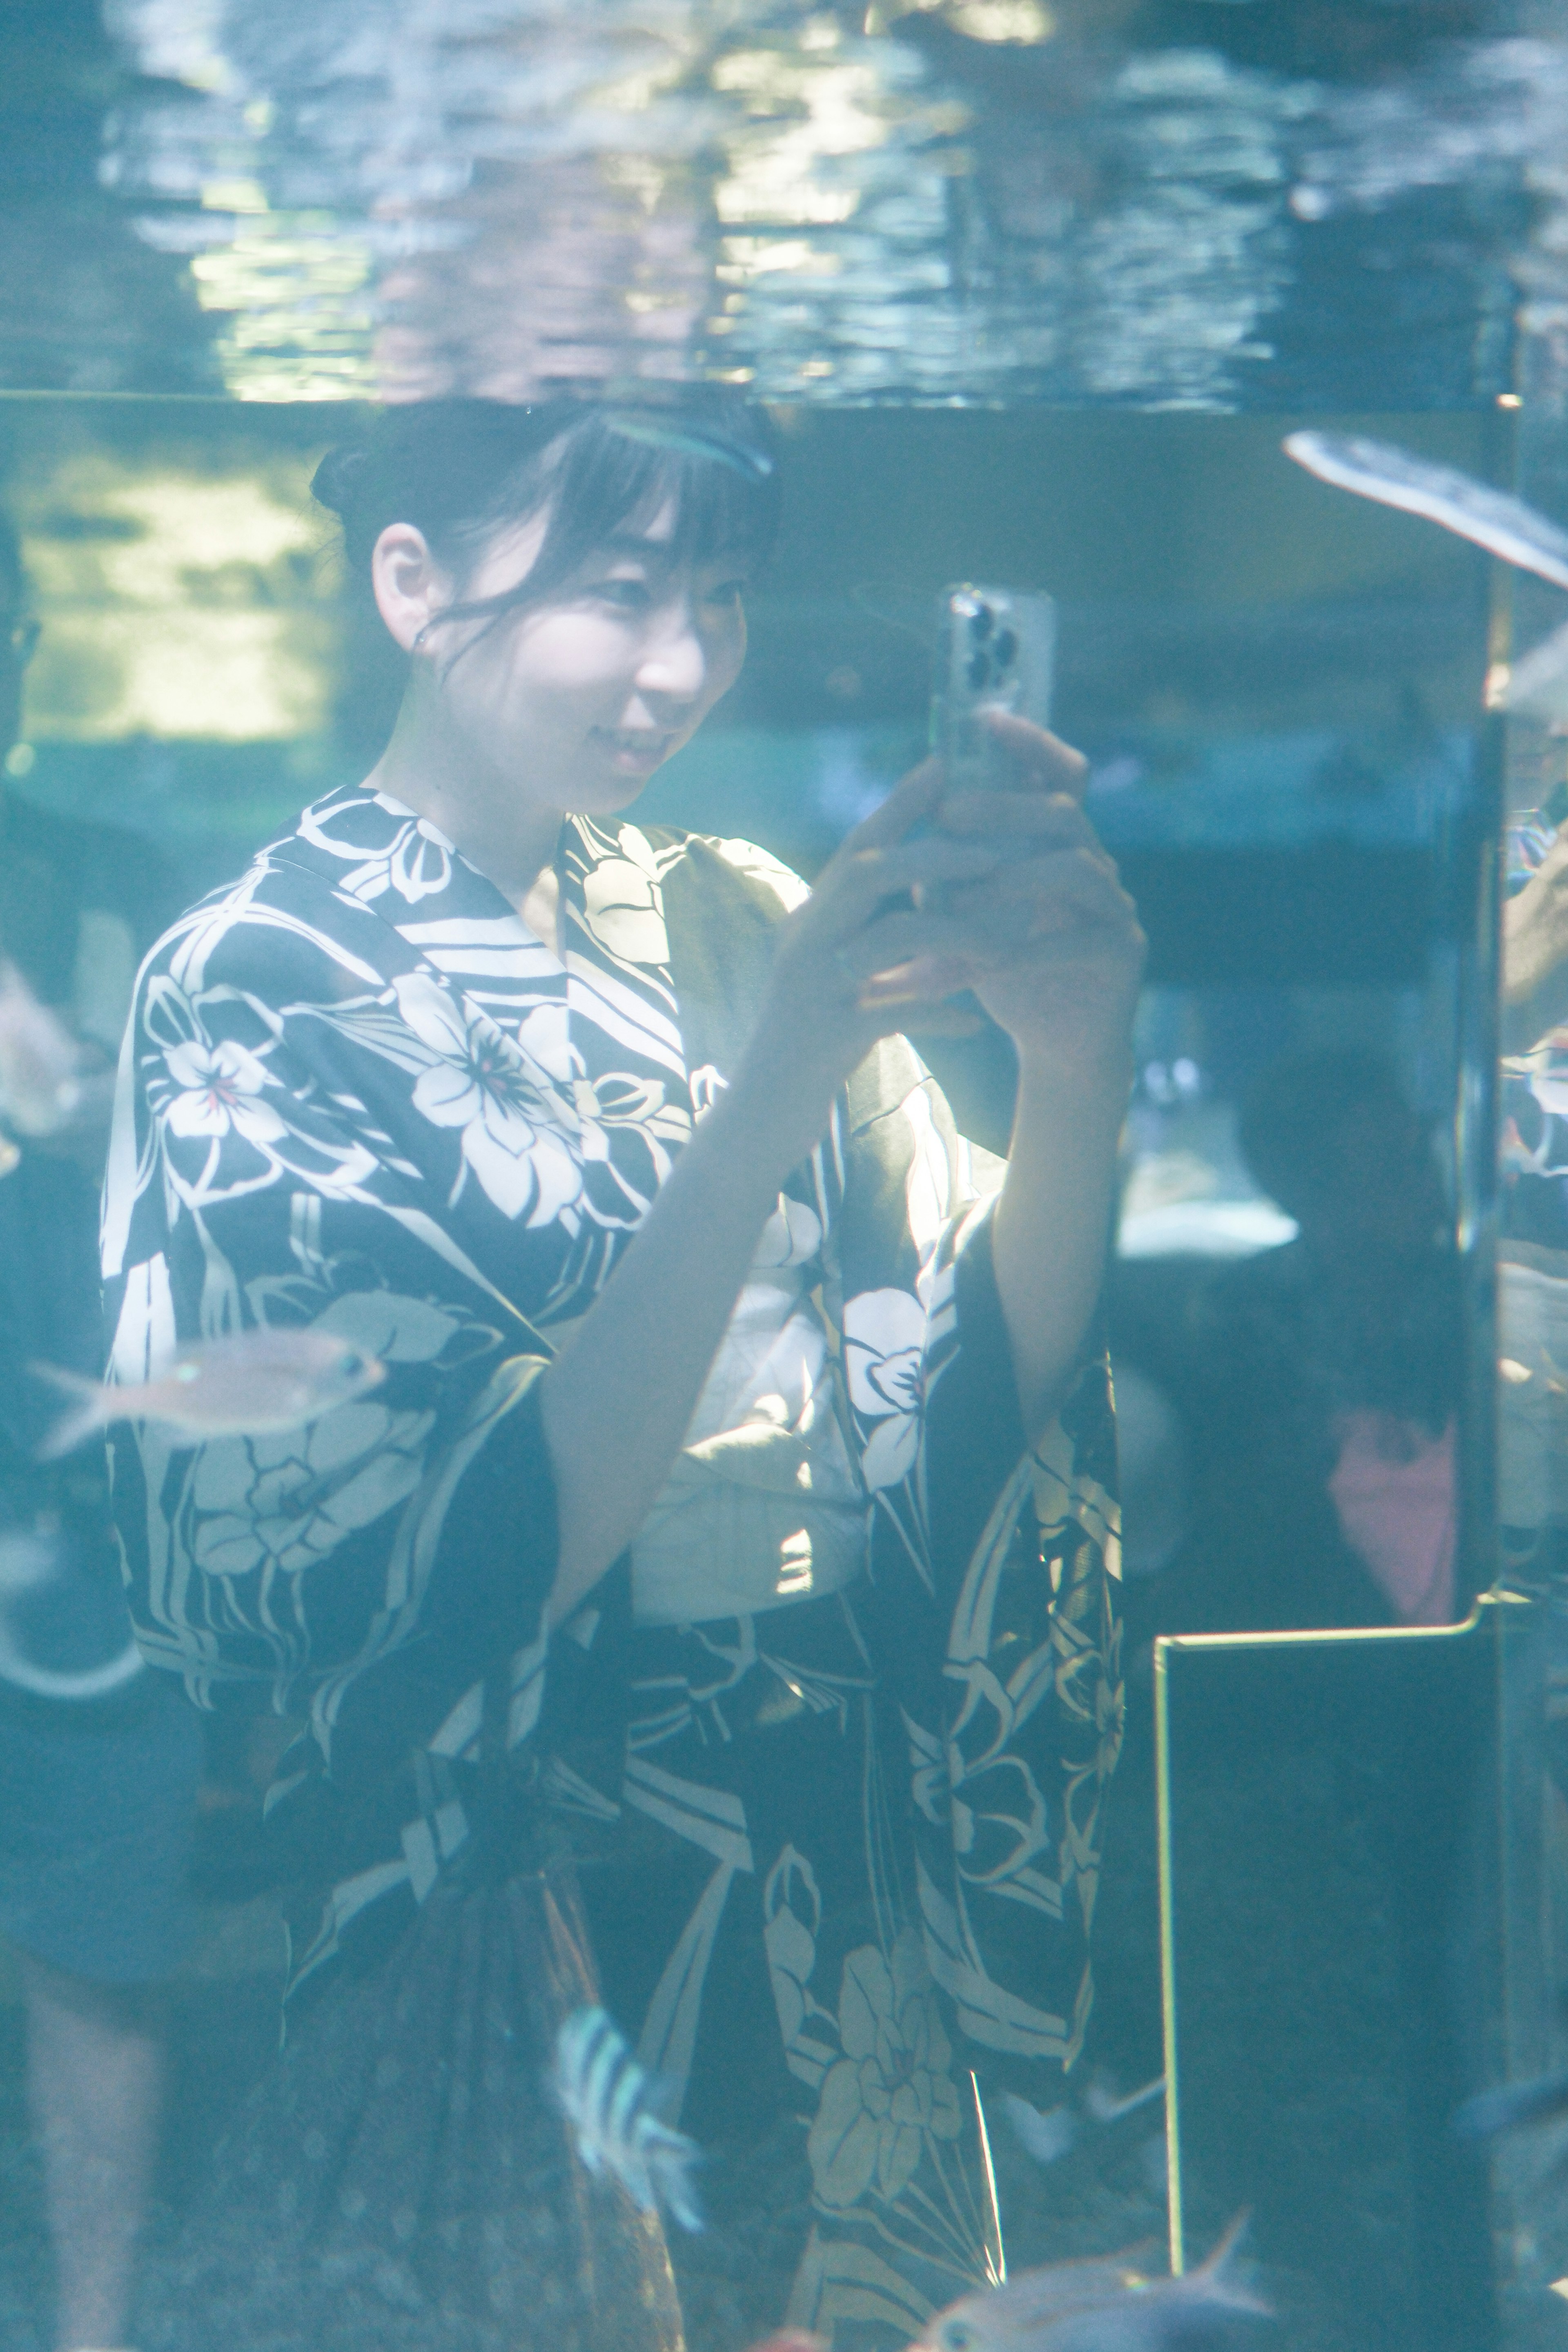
[931,583,1056,794]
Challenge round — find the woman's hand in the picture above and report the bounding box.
[930,713,1145,1068]
[742,717,1143,1155]
[737,758,1006,1156]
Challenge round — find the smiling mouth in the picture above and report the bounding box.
[594,727,676,771]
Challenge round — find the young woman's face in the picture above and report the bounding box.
[425,493,749,815]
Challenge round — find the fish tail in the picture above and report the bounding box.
[644,2127,705,2234]
[29,1362,107,1460]
[1192,2211,1271,2317]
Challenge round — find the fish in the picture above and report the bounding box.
[1282,433,1568,594]
[1453,2068,1568,2142]
[1004,2074,1165,2166]
[0,961,82,1138]
[1003,2091,1080,2165]
[1083,2074,1167,2127]
[603,410,775,485]
[906,2216,1267,2352]
[33,1325,387,1459]
[552,2005,704,2234]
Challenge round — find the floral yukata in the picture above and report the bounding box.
[103,783,1121,2352]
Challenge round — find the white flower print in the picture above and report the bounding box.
[842,1287,928,1491]
[712,836,811,914]
[579,829,670,966]
[394,974,583,1225]
[806,1932,962,2209]
[297,795,455,905]
[189,1400,436,1578]
[753,1194,823,1271]
[163,1036,286,1146]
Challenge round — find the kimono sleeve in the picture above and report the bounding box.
[835,1035,1122,2080]
[100,897,560,1804]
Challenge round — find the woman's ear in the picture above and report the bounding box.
[371,522,450,655]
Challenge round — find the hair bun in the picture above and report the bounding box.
[310,444,370,517]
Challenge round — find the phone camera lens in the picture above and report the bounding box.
[969,607,993,641]
[995,628,1017,667]
[966,651,990,689]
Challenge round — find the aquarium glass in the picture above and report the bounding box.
[0,4,1560,2352]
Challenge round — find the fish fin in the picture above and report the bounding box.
[1454,2067,1568,2140]
[1192,2212,1271,2318]
[29,1363,107,1460]
[1002,2091,1078,2164]
[639,2066,687,2128]
[646,2131,705,2234]
[1083,2071,1166,2125]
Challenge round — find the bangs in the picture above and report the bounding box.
[431,399,779,644]
[529,408,779,588]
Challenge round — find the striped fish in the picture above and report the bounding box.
[552,2006,704,2234]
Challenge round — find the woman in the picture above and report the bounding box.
[104,397,1140,2352]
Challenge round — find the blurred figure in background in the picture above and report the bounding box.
[0,513,203,2352]
[1498,791,1568,1550]
[1133,1047,1459,1638]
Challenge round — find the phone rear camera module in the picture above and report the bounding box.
[969,606,993,640]
[966,650,991,690]
[995,628,1017,668]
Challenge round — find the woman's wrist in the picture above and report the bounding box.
[699,1042,835,1200]
[1010,1020,1136,1098]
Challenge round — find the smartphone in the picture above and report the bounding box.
[931,583,1056,795]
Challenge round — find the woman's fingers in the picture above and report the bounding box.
[978,711,1090,800]
[937,788,1096,847]
[838,756,945,852]
[828,849,1132,983]
[809,833,1005,932]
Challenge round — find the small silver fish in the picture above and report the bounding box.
[1454,2067,1568,2142]
[34,1326,386,1458]
[0,962,82,1138]
[1003,2091,1079,2165]
[1283,433,1568,593]
[1083,2074,1167,2127]
[603,411,774,485]
[553,2005,704,2233]
[908,2217,1267,2352]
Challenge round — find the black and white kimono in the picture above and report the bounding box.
[103,783,1122,2352]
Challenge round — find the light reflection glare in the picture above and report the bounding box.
[16,457,333,741]
[61,1,1566,404]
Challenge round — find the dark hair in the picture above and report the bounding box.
[311,393,780,652]
[1237,1047,1414,1208]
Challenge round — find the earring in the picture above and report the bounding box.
[412,621,432,653]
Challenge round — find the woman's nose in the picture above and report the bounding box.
[635,606,707,703]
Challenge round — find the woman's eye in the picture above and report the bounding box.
[592,578,651,611]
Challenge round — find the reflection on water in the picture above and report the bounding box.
[0,0,1549,403]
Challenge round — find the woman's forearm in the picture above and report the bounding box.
[991,1042,1131,1446]
[539,1059,823,1623]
